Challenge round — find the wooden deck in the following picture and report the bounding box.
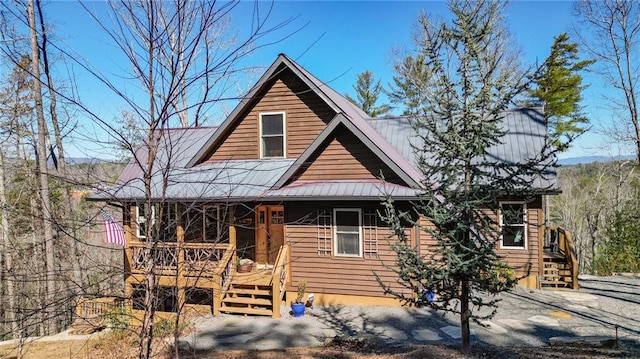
[231,268,273,286]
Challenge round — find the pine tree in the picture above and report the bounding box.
[376,0,555,351]
[529,33,594,151]
[345,70,391,117]
[388,55,430,115]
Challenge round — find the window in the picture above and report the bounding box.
[334,208,362,257]
[500,202,527,249]
[135,203,177,241]
[260,112,285,158]
[135,204,149,238]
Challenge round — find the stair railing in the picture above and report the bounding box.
[213,243,235,315]
[548,226,579,290]
[270,244,290,318]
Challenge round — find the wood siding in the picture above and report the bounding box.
[417,196,543,279]
[497,198,542,278]
[285,201,410,298]
[295,124,404,183]
[208,67,335,161]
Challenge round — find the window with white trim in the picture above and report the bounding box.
[260,112,285,158]
[500,202,527,249]
[333,208,362,257]
[135,204,149,238]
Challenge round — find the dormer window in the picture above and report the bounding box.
[260,112,286,158]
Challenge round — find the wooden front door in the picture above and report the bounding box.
[255,205,284,265]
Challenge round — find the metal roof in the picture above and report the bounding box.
[265,179,420,200]
[92,158,295,201]
[365,108,559,192]
[115,127,215,186]
[91,54,558,202]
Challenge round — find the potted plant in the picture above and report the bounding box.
[236,257,254,273]
[291,279,306,317]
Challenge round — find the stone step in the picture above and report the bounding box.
[219,305,273,316]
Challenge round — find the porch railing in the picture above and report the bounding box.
[270,244,290,318]
[546,226,579,290]
[129,242,230,277]
[76,296,126,319]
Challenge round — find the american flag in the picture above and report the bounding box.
[101,209,126,246]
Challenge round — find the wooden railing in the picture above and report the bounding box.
[212,243,235,315]
[547,226,579,290]
[76,296,126,319]
[270,244,290,319]
[129,241,230,277]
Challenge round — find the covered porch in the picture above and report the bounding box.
[123,202,291,319]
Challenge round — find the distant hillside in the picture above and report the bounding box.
[557,155,635,166]
[66,157,111,165]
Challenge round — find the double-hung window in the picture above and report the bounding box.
[334,208,362,257]
[500,202,527,249]
[260,112,285,158]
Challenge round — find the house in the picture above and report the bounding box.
[89,54,577,319]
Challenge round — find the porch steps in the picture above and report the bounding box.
[540,257,572,289]
[220,283,274,317]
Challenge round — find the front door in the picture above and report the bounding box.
[255,205,284,265]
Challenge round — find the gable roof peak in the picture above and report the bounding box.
[186,53,370,167]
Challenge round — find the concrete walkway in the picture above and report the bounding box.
[180,275,640,352]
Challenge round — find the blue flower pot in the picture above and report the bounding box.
[291,302,305,317]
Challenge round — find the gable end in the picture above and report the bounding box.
[285,122,406,185]
[200,66,336,163]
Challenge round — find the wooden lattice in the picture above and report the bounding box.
[317,210,332,256]
[363,211,378,258]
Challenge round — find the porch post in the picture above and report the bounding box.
[229,205,236,247]
[124,205,133,310]
[538,208,544,289]
[177,204,185,314]
[212,280,221,316]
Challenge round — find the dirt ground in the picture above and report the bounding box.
[1,335,638,359]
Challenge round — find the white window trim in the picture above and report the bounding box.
[259,111,286,159]
[499,201,527,250]
[333,208,363,258]
[135,205,147,239]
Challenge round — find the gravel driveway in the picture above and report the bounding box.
[181,275,640,352]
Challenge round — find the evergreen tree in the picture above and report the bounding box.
[376,0,555,351]
[345,70,391,117]
[594,194,640,275]
[388,55,430,115]
[529,33,594,151]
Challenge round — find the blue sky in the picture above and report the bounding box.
[43,1,619,160]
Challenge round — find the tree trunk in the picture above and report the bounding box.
[460,278,471,352]
[139,243,157,359]
[28,0,57,335]
[35,0,84,296]
[0,150,19,338]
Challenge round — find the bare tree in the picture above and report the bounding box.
[27,0,58,335]
[70,2,296,357]
[574,1,640,163]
